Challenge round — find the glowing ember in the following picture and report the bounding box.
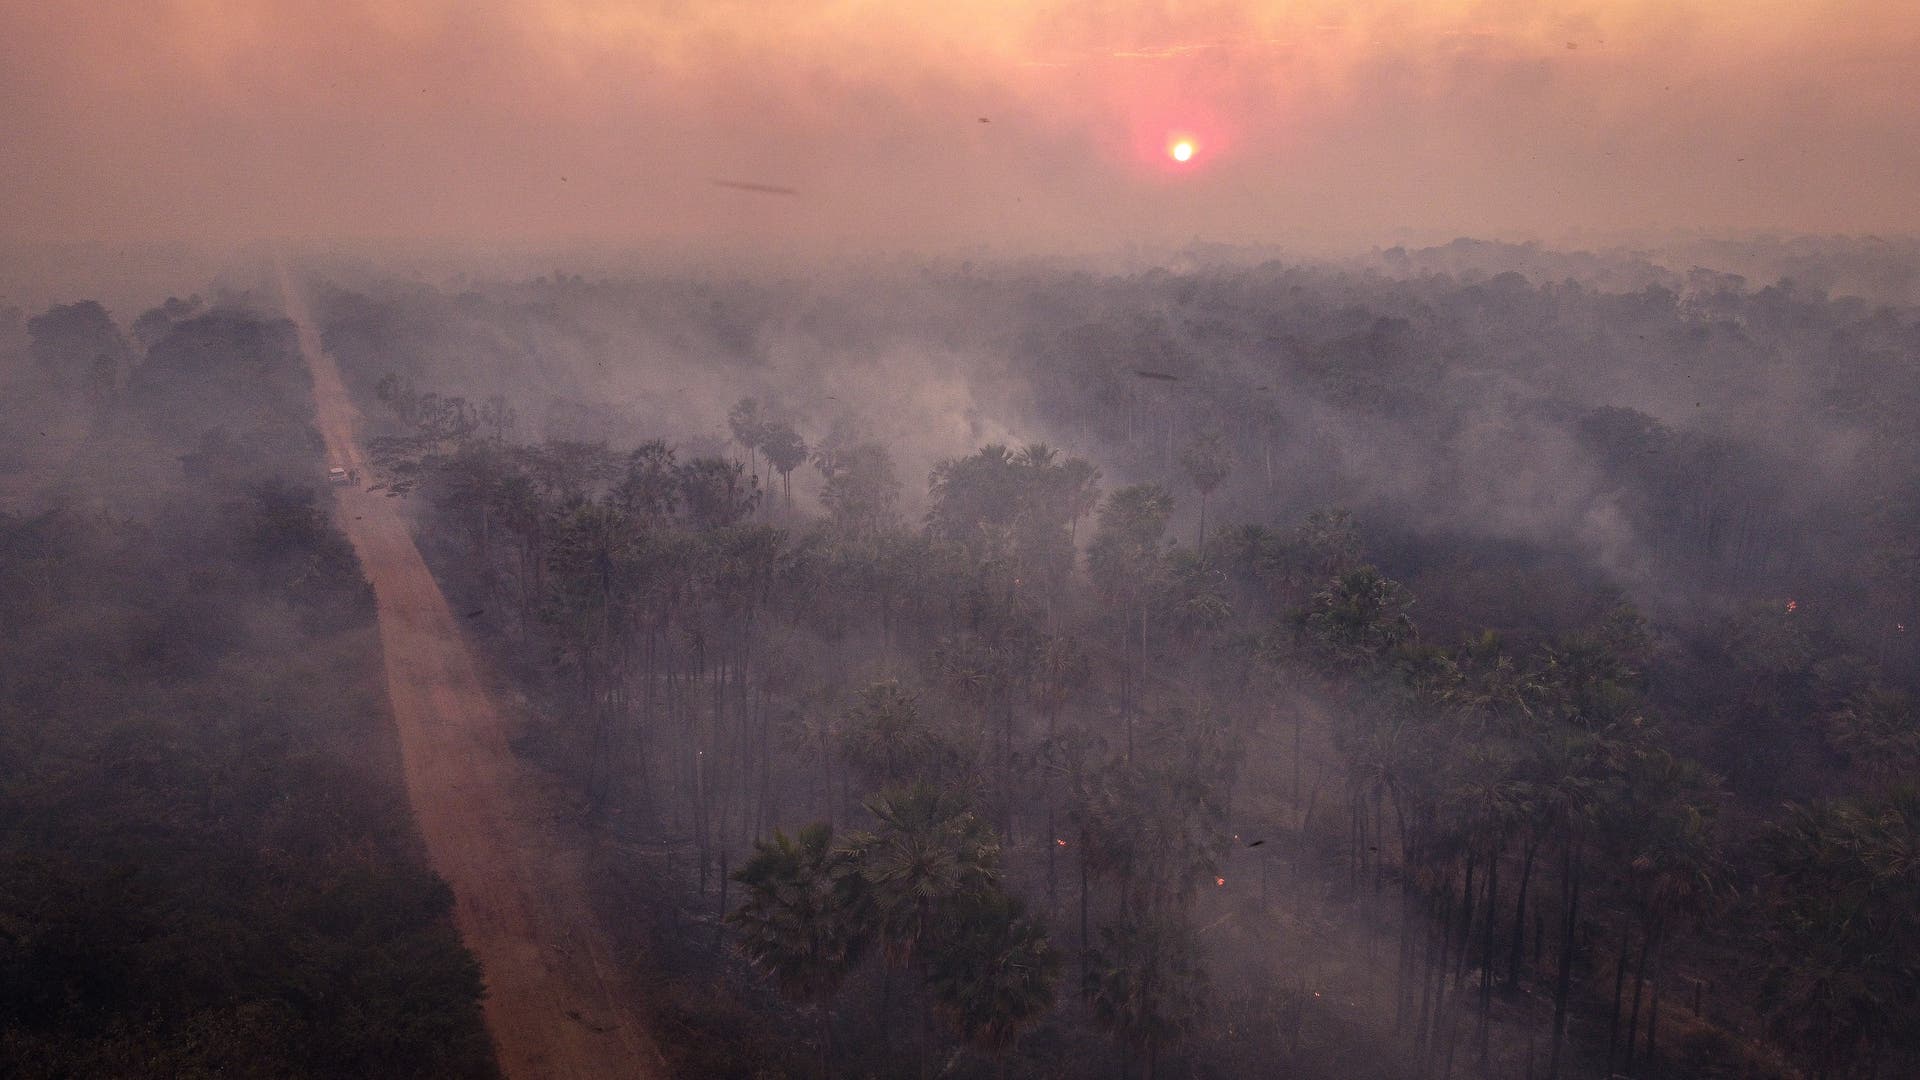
[1215,876,1226,887]
[1786,599,1798,613]
[1056,838,1067,847]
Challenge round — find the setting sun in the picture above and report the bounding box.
[1170,139,1195,163]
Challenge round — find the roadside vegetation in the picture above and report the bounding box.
[0,297,496,1078]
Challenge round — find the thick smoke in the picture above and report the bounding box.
[2,1,1916,249]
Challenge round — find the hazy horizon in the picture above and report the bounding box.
[9,9,1920,1077]
[4,0,1917,254]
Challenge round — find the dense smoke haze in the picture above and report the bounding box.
[4,1,1920,251]
[6,4,1920,1080]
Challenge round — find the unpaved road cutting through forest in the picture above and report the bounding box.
[279,264,663,1079]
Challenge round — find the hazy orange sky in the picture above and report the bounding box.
[2,0,1916,253]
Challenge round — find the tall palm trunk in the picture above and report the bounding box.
[1396,876,1422,1032]
[1624,914,1660,1075]
[1454,854,1477,987]
[1139,604,1149,672]
[1645,978,1662,1079]
[1547,844,1581,1080]
[818,1005,835,1080]
[1079,839,1091,987]
[1292,705,1303,807]
[1507,839,1536,988]
[1477,851,1499,1066]
[1001,692,1016,843]
[1608,917,1631,1072]
[1420,878,1456,1059]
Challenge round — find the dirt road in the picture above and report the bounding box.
[279,264,664,1080]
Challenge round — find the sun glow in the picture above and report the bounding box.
[1170,139,1195,163]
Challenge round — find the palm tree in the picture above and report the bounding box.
[676,456,761,529]
[926,889,1061,1072]
[1530,723,1612,1080]
[931,622,1035,841]
[778,693,844,824]
[1087,484,1174,671]
[760,421,809,511]
[1057,457,1103,547]
[1083,916,1208,1080]
[1165,550,1233,649]
[727,396,768,479]
[1178,431,1231,552]
[729,822,871,1076]
[841,682,944,791]
[1822,686,1920,790]
[1293,508,1362,583]
[1441,752,1534,1065]
[1296,565,1417,677]
[1068,745,1228,940]
[926,443,1089,599]
[614,439,680,520]
[816,441,902,539]
[928,444,1020,557]
[1012,443,1090,598]
[847,783,1002,967]
[1761,787,1920,1079]
[543,498,650,810]
[844,783,1003,1074]
[1033,635,1091,910]
[1604,749,1725,1075]
[1067,764,1138,981]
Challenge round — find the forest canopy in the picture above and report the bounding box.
[284,244,1920,1079]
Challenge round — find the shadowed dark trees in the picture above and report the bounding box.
[0,303,494,1078]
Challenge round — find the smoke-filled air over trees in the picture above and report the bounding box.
[5,2,1920,1077]
[11,241,1893,1079]
[6,238,1920,1077]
